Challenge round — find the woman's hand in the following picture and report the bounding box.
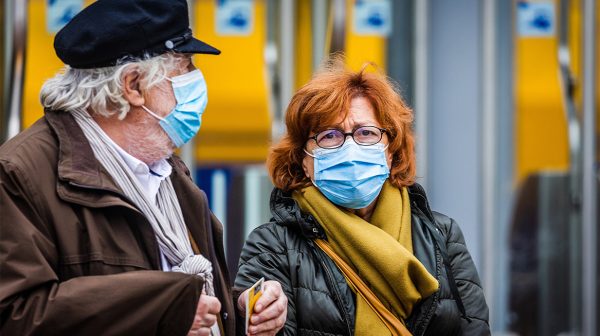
[238,280,288,336]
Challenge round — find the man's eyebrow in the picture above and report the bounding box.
[177,56,192,68]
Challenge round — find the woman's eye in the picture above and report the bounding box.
[319,130,339,139]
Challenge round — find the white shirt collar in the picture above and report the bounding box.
[93,126,174,271]
[104,137,172,178]
[98,130,172,198]
[118,145,171,178]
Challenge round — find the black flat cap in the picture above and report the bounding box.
[54,0,220,69]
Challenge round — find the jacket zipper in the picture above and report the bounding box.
[309,241,353,335]
[401,204,437,335]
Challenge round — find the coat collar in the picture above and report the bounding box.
[46,109,122,194]
[407,183,437,224]
[45,109,199,270]
[270,182,436,239]
[45,109,191,208]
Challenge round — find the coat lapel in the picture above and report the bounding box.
[45,110,161,269]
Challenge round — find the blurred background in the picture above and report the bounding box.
[1,0,598,334]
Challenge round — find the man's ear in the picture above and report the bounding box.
[122,67,145,107]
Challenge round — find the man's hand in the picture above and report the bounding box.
[238,280,288,336]
[188,295,221,336]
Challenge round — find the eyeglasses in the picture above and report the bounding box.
[308,126,387,149]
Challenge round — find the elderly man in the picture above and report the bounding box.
[0,0,286,335]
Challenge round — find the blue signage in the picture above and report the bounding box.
[353,0,392,37]
[47,0,83,33]
[216,0,254,36]
[517,1,555,37]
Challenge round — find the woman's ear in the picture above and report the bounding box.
[302,158,310,178]
[122,67,145,107]
[386,150,393,167]
[302,154,315,181]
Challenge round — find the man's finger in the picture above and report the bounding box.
[190,295,221,335]
[198,295,222,315]
[206,297,221,315]
[201,314,217,327]
[190,315,202,330]
[196,327,212,336]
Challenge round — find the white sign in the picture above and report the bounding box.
[216,0,254,36]
[517,1,555,37]
[353,0,392,37]
[46,0,83,33]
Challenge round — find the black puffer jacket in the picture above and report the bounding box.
[235,184,490,335]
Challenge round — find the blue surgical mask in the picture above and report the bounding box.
[142,69,208,147]
[305,141,390,209]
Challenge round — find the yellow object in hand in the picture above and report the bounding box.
[245,277,264,334]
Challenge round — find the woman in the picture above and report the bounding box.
[235,60,490,336]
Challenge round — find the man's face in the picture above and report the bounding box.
[124,55,197,164]
[145,55,196,118]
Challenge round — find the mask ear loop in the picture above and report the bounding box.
[303,148,316,158]
[301,148,318,186]
[141,105,165,121]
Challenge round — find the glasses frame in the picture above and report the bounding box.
[308,126,388,149]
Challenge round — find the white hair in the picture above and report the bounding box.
[40,53,183,119]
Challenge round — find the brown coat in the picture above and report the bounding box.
[0,110,235,335]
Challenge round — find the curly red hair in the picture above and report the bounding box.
[267,58,415,192]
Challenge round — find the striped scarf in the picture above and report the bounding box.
[71,109,216,296]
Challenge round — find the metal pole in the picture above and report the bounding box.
[558,0,583,332]
[0,0,5,142]
[481,0,497,325]
[5,0,26,141]
[183,0,197,176]
[279,0,295,124]
[311,0,327,69]
[581,0,597,334]
[328,0,346,54]
[414,0,428,190]
[558,1,582,204]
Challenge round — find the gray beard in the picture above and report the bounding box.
[124,118,174,164]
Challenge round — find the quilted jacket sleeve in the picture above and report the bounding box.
[435,213,491,335]
[234,223,295,336]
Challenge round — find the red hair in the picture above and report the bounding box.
[267,58,415,191]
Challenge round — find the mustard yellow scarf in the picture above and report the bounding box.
[293,182,439,335]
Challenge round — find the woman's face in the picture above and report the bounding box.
[302,96,393,181]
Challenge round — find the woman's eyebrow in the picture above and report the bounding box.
[341,121,380,130]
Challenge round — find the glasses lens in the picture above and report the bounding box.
[316,129,345,148]
[353,126,382,145]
